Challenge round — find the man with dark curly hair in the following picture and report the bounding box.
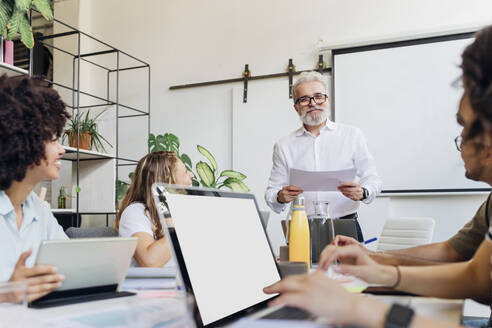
[0,74,70,302]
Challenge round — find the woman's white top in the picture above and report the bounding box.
[118,202,173,267]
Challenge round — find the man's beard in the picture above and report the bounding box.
[299,106,328,126]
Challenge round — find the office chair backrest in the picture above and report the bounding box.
[66,227,118,239]
[377,217,435,251]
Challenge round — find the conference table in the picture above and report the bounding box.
[21,290,463,328]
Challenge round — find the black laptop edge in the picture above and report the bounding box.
[152,184,282,328]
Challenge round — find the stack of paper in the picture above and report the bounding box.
[121,265,177,290]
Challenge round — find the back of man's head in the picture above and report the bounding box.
[462,26,492,130]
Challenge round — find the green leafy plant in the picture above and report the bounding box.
[195,145,249,192]
[62,109,113,153]
[116,172,134,204]
[148,132,197,185]
[0,0,53,49]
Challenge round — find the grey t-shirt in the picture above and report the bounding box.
[448,193,492,260]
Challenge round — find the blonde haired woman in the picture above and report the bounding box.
[115,151,194,267]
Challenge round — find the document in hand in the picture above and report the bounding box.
[289,168,357,192]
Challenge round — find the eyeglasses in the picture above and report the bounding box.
[295,93,328,106]
[454,135,462,152]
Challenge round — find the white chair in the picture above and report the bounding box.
[377,217,435,251]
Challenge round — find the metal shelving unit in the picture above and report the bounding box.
[0,10,150,227]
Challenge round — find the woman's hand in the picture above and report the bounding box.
[318,245,397,286]
[9,249,65,302]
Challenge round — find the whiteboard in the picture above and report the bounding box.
[332,33,490,192]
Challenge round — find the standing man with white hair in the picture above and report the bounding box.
[264,71,382,241]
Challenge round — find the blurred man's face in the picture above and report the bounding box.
[457,93,491,181]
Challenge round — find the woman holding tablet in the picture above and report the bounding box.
[115,151,194,267]
[0,75,70,301]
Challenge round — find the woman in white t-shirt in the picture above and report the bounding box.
[115,151,194,267]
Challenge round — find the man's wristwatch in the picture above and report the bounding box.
[384,303,415,328]
[360,187,369,201]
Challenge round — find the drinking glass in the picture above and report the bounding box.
[0,281,27,328]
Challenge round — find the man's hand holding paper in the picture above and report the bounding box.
[277,185,304,203]
[338,181,364,201]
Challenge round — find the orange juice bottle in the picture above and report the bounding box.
[289,196,310,269]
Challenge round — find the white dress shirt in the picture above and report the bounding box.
[0,190,67,282]
[265,121,382,218]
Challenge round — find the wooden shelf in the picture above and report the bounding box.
[62,146,115,161]
[0,62,29,76]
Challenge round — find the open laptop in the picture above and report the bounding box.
[152,184,313,327]
[30,237,138,308]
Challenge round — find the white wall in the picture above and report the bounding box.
[55,0,492,251]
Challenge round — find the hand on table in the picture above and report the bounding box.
[338,182,363,201]
[9,249,65,302]
[318,245,396,286]
[277,185,303,203]
[263,270,360,324]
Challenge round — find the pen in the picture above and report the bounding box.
[363,237,378,245]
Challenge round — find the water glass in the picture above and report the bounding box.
[0,281,27,328]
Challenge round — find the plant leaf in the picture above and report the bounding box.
[164,133,180,153]
[7,6,22,40]
[116,180,130,202]
[148,133,156,151]
[192,179,199,187]
[18,12,33,48]
[33,0,53,21]
[180,153,192,171]
[15,0,30,11]
[0,0,14,36]
[220,170,246,180]
[223,177,249,192]
[196,161,215,187]
[197,145,217,171]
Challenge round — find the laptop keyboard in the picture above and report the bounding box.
[261,306,312,320]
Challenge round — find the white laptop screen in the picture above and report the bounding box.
[165,192,280,325]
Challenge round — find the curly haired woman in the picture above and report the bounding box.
[0,74,70,302]
[115,151,194,267]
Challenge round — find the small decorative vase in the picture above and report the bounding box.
[3,40,13,65]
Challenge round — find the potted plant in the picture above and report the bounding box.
[62,109,112,153]
[0,0,53,49]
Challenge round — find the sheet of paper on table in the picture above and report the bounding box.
[289,168,357,192]
[39,297,188,328]
[125,265,177,278]
[120,278,176,290]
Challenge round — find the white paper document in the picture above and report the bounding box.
[126,266,176,278]
[289,168,357,192]
[120,278,177,290]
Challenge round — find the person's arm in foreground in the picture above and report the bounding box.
[263,271,461,328]
[332,235,465,266]
[132,232,172,267]
[8,249,64,302]
[319,239,492,300]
